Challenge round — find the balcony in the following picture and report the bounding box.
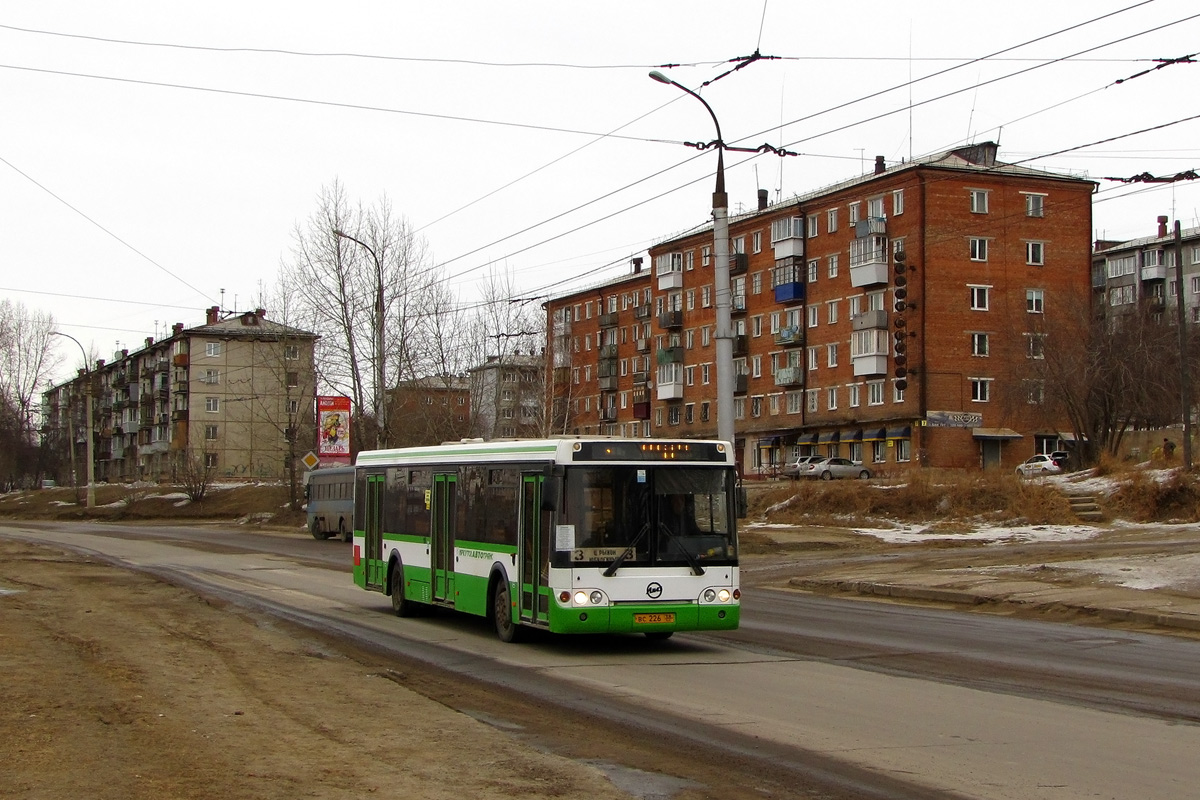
[598,344,618,360]
[657,269,683,291]
[633,303,652,320]
[852,309,889,331]
[656,346,684,364]
[730,294,747,315]
[636,338,650,353]
[734,374,748,395]
[775,366,804,387]
[774,326,804,347]
[659,310,683,329]
[773,261,806,304]
[632,371,649,385]
[598,375,618,391]
[852,353,889,377]
[598,406,618,421]
[632,401,651,420]
[598,311,619,328]
[850,235,889,287]
[173,353,189,367]
[171,408,188,421]
[729,252,749,276]
[732,335,748,357]
[155,359,169,373]
[656,379,684,401]
[855,216,887,237]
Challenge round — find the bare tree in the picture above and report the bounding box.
[0,300,60,486]
[178,445,218,503]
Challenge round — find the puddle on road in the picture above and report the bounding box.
[582,760,702,800]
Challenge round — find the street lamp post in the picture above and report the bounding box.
[333,229,388,449]
[649,71,735,450]
[52,331,95,508]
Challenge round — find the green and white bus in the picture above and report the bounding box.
[352,437,741,641]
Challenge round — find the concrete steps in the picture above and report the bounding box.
[1065,492,1105,522]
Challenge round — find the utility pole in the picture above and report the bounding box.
[333,229,388,449]
[1173,220,1193,469]
[52,331,95,508]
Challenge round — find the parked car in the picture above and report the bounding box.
[1016,454,1062,477]
[781,455,825,479]
[1050,451,1071,471]
[795,457,871,481]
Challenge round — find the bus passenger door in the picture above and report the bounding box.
[364,473,385,590]
[432,473,456,605]
[518,473,549,626]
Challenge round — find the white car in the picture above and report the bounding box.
[1016,454,1062,477]
[795,457,871,481]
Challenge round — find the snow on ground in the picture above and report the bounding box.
[970,553,1200,593]
[850,523,1103,545]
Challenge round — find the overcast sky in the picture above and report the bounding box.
[4,1,1198,382]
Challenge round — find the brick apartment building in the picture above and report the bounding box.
[387,375,472,447]
[1093,215,1200,321]
[42,307,316,484]
[545,142,1094,474]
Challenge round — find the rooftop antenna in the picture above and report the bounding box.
[908,20,914,161]
[856,148,865,175]
[220,288,226,313]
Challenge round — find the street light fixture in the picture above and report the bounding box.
[648,70,734,450]
[51,331,95,508]
[332,229,388,449]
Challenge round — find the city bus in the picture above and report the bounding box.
[305,466,355,541]
[352,438,741,641]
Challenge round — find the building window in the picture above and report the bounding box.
[971,332,989,356]
[807,214,818,238]
[896,438,911,462]
[752,231,762,253]
[827,300,838,324]
[287,399,300,414]
[1027,333,1046,360]
[668,406,680,426]
[1026,379,1045,404]
[752,272,763,295]
[827,342,838,367]
[734,397,745,420]
[284,345,299,360]
[700,402,710,422]
[702,363,711,384]
[970,285,990,311]
[732,235,746,254]
[808,306,819,327]
[205,397,219,413]
[702,246,711,267]
[1025,193,1045,217]
[751,396,763,418]
[1027,289,1044,313]
[806,389,818,412]
[848,295,861,318]
[867,196,884,218]
[867,380,884,406]
[205,453,219,468]
[205,342,221,357]
[892,189,905,215]
[826,387,837,410]
[685,365,695,386]
[807,347,819,371]
[1026,241,1045,266]
[970,189,990,214]
[204,424,218,440]
[893,381,905,403]
[970,238,989,262]
[752,355,762,378]
[752,316,763,337]
[848,202,860,224]
[807,259,819,283]
[702,286,712,307]
[684,404,694,424]
[849,384,860,407]
[827,208,838,232]
[286,371,299,388]
[827,254,839,279]
[203,369,219,384]
[971,378,992,402]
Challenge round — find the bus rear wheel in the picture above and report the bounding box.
[493,581,523,643]
[390,566,416,617]
[339,519,351,542]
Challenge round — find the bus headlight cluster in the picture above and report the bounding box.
[701,588,735,603]
[561,590,607,606]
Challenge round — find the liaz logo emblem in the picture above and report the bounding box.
[646,582,663,599]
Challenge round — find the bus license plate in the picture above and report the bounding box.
[634,613,675,625]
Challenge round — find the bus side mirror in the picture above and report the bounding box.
[736,487,748,519]
[541,464,562,511]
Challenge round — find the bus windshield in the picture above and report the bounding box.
[560,466,737,569]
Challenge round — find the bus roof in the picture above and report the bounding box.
[354,437,735,468]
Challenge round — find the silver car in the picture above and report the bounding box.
[781,455,825,479]
[797,457,871,480]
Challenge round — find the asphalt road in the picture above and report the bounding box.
[4,520,1200,800]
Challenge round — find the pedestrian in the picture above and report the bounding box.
[1163,438,1176,460]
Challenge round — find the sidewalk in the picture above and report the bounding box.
[789,572,1200,633]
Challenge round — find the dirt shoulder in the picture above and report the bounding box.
[0,539,631,800]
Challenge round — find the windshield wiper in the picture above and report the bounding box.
[657,524,706,576]
[602,522,649,577]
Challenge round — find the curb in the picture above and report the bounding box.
[789,578,1200,633]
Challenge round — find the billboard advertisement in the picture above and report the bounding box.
[317,395,352,465]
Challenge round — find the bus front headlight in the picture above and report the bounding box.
[702,588,717,603]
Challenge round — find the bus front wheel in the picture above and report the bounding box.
[492,581,523,643]
[310,518,327,540]
[338,519,351,542]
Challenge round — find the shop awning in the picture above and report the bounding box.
[756,436,782,448]
[972,427,1023,440]
[797,432,818,446]
[818,431,840,444]
[862,427,887,442]
[844,429,864,443]
[886,426,912,439]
